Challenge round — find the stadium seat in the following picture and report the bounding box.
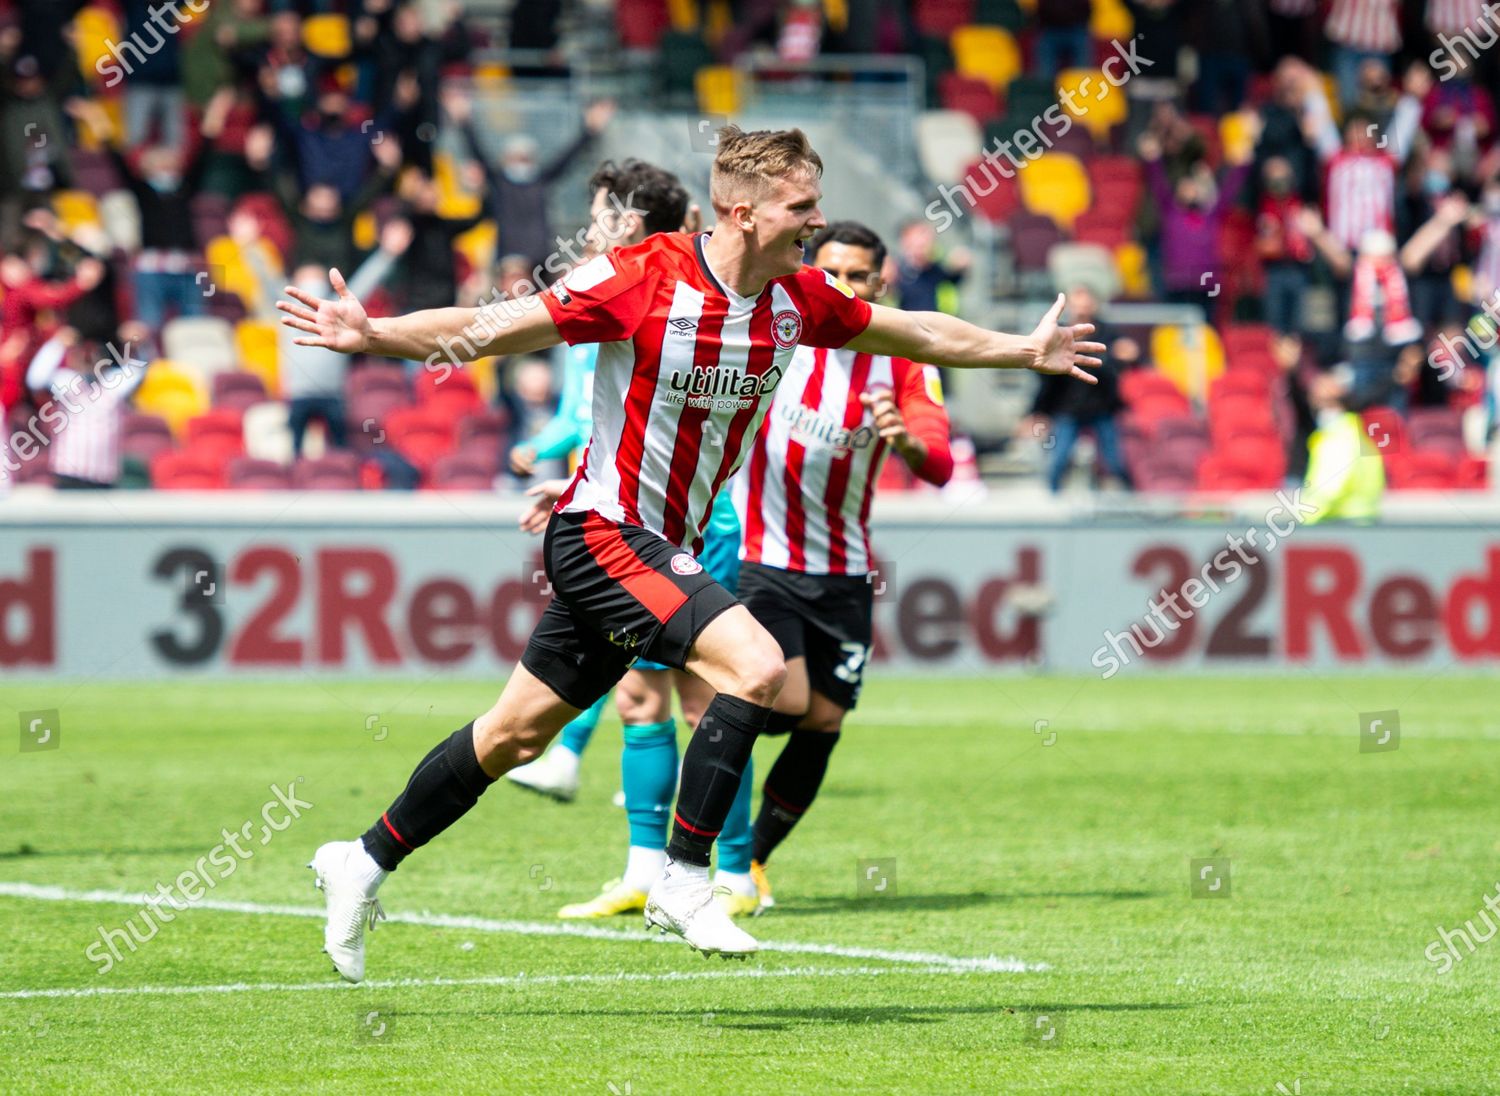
[1407,407,1465,452]
[457,410,509,452]
[52,190,100,232]
[958,158,1021,223]
[1047,242,1119,300]
[384,406,456,473]
[429,453,496,491]
[916,111,983,186]
[939,72,1002,124]
[1056,69,1128,144]
[1017,153,1090,230]
[615,0,670,49]
[415,366,482,410]
[150,449,225,490]
[1209,395,1276,439]
[1154,433,1211,477]
[1001,76,1058,122]
[99,190,142,253]
[916,0,977,38]
[1073,210,1131,249]
[186,407,244,450]
[121,412,175,464]
[657,30,713,99]
[974,0,1025,30]
[70,149,120,196]
[242,401,295,464]
[1361,406,1405,455]
[1114,242,1151,298]
[234,320,281,395]
[71,5,121,84]
[1150,324,1225,400]
[1089,0,1133,39]
[291,453,363,490]
[1009,213,1062,273]
[1120,370,1186,408]
[696,65,741,116]
[302,13,352,57]
[1127,393,1194,425]
[950,25,1022,92]
[163,316,237,377]
[347,389,412,449]
[226,457,292,490]
[1210,372,1272,403]
[1137,462,1198,492]
[1391,450,1459,490]
[135,362,209,437]
[211,370,269,412]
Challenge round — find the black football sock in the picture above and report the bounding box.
[667,694,770,867]
[752,730,841,865]
[361,723,495,872]
[761,711,802,737]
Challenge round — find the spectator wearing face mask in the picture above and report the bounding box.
[1397,160,1472,330]
[1140,130,1253,317]
[451,90,614,279]
[68,91,235,331]
[1256,156,1316,334]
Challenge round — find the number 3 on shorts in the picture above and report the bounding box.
[833,642,870,684]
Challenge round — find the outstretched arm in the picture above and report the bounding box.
[846,294,1103,384]
[277,272,562,361]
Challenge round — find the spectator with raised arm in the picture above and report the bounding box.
[451,88,614,277]
[24,325,149,489]
[236,211,411,457]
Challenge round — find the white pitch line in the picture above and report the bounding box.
[0,964,949,1001]
[0,881,1045,974]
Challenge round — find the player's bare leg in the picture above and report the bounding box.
[644,606,785,957]
[310,664,579,982]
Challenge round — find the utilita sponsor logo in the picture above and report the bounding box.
[665,364,783,409]
[779,400,877,455]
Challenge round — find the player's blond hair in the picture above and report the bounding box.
[709,125,824,215]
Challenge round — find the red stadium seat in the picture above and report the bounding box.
[1210,372,1272,402]
[414,365,481,409]
[150,449,225,489]
[291,453,363,490]
[456,410,508,452]
[429,453,496,491]
[211,370,269,412]
[1120,369,1185,408]
[1360,406,1406,455]
[939,72,1001,124]
[121,412,175,463]
[185,409,245,453]
[1223,323,1275,358]
[962,159,1021,223]
[226,457,292,490]
[914,0,975,37]
[347,363,409,400]
[1072,210,1131,248]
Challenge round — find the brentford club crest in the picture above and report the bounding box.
[772,310,802,349]
[670,554,703,576]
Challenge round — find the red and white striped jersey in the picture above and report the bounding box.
[734,345,953,576]
[541,232,873,550]
[25,338,146,485]
[1427,0,1486,36]
[1325,151,1396,250]
[1325,0,1401,52]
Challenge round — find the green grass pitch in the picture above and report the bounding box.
[3,674,1498,1094]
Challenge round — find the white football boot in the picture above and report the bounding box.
[309,840,386,983]
[504,746,580,803]
[644,860,759,959]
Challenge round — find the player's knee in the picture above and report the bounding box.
[731,645,786,707]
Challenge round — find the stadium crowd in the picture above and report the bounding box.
[0,0,1497,500]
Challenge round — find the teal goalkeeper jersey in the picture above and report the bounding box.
[527,343,597,462]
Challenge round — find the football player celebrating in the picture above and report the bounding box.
[732,221,953,911]
[280,125,1102,979]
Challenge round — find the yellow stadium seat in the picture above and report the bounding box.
[706,0,734,45]
[1018,152,1091,230]
[696,65,741,116]
[1150,324,1226,401]
[1320,73,1342,126]
[235,321,281,396]
[456,221,498,280]
[1017,0,1035,12]
[135,361,208,437]
[1056,68,1128,143]
[73,6,121,86]
[471,357,501,406]
[951,26,1023,93]
[204,235,262,307]
[352,209,377,253]
[302,14,352,58]
[433,152,483,221]
[1219,111,1259,165]
[1452,263,1473,304]
[52,190,99,231]
[1115,242,1150,299]
[1090,0,1133,40]
[667,0,699,31]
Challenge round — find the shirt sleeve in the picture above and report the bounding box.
[892,358,954,486]
[790,267,874,349]
[539,244,657,346]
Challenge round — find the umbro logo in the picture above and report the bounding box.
[667,317,698,335]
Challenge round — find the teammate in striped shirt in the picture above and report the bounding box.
[731,221,953,910]
[281,125,1102,976]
